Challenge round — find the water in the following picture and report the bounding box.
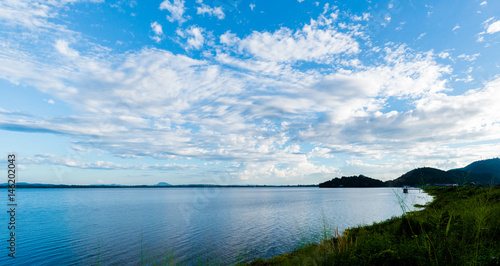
[1,187,431,265]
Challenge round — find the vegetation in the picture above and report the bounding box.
[320,158,500,188]
[247,186,500,265]
[319,175,386,188]
[385,167,457,187]
[459,158,500,179]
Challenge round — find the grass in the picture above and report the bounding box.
[246,186,500,265]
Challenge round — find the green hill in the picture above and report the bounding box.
[448,158,500,185]
[385,167,456,187]
[461,158,500,176]
[446,170,497,186]
[319,175,386,188]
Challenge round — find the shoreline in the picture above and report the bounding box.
[245,186,500,265]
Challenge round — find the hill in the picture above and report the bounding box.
[448,158,500,185]
[319,175,386,188]
[319,159,500,188]
[460,158,500,176]
[385,167,457,187]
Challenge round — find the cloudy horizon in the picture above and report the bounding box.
[1,0,500,185]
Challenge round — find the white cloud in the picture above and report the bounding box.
[236,160,339,181]
[417,32,426,40]
[151,21,163,36]
[197,3,225,19]
[71,145,88,152]
[2,3,500,183]
[483,17,495,25]
[178,26,205,49]
[457,53,480,61]
[486,20,500,34]
[0,1,54,29]
[1,38,497,182]
[160,0,186,23]
[22,153,198,171]
[307,147,334,158]
[150,21,164,42]
[438,51,450,59]
[249,4,255,11]
[452,25,460,31]
[480,1,487,6]
[0,0,103,31]
[55,40,79,57]
[223,23,359,63]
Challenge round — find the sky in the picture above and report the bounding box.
[1,0,500,185]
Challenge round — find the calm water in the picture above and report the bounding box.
[1,187,431,265]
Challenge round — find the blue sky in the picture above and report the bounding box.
[1,0,500,185]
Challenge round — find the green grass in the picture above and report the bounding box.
[246,186,500,265]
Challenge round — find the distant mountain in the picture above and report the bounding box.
[385,167,456,187]
[446,170,497,186]
[448,158,500,185]
[319,175,386,188]
[0,182,316,188]
[460,158,500,176]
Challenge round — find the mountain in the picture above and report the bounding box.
[385,167,457,187]
[319,175,386,188]
[460,158,500,177]
[446,170,497,186]
[448,158,500,185]
[156,182,172,186]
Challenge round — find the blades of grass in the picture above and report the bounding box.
[445,214,452,237]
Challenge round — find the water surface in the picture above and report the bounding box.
[1,187,431,265]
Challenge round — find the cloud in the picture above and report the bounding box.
[160,0,186,23]
[249,4,255,11]
[2,3,500,183]
[197,3,225,19]
[150,21,164,42]
[177,26,205,49]
[71,145,88,152]
[486,20,500,34]
[221,22,359,63]
[478,17,500,40]
[55,40,79,57]
[0,0,103,31]
[457,53,480,61]
[480,1,487,6]
[0,1,54,29]
[22,153,198,171]
[452,25,460,31]
[438,52,450,59]
[0,37,454,171]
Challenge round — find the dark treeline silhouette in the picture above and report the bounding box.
[320,158,500,187]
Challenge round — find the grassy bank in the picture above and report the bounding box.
[247,187,500,265]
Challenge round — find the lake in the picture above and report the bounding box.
[1,187,432,265]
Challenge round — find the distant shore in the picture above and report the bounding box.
[0,183,318,188]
